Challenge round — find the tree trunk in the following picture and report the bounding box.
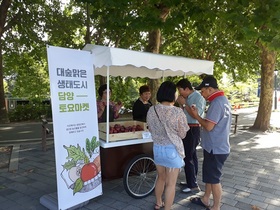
[251,44,276,131]
[0,0,12,123]
[84,2,91,44]
[0,0,12,37]
[0,44,9,123]
[146,30,161,104]
[146,4,170,104]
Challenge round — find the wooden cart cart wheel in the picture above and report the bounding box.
[123,154,157,198]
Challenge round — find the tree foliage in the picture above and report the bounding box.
[0,0,88,122]
[164,0,280,130]
[1,0,280,130]
[219,0,280,131]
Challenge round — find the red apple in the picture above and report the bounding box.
[80,163,98,182]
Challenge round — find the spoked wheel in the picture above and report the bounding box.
[123,154,157,199]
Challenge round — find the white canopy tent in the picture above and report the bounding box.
[83,44,214,144]
[83,44,214,78]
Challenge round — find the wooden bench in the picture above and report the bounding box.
[41,117,53,151]
[205,110,239,134]
[232,113,239,134]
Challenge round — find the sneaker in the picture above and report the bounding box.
[182,187,191,193]
[191,187,201,193]
[180,181,188,185]
[182,187,201,193]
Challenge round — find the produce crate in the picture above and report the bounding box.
[98,120,147,142]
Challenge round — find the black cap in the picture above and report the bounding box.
[195,75,218,90]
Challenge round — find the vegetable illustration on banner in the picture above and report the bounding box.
[61,137,101,195]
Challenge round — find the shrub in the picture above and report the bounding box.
[8,103,52,122]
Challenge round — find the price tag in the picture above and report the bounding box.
[142,131,151,139]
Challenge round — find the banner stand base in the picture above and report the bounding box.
[40,192,89,210]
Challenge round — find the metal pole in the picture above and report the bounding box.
[275,73,277,110]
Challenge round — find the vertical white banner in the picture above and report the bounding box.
[47,45,102,210]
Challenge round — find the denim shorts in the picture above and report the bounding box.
[153,144,184,169]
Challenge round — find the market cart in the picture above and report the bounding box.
[83,44,214,198]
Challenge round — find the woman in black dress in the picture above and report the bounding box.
[132,85,152,122]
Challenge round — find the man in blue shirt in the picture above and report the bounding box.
[176,79,206,193]
[190,75,231,210]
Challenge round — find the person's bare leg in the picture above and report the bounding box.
[164,168,180,210]
[201,183,211,206]
[210,183,222,210]
[155,165,165,208]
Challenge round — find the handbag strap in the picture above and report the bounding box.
[154,106,167,134]
[154,106,161,123]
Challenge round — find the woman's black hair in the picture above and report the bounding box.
[156,81,176,103]
[98,84,112,97]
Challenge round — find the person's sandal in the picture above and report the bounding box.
[154,202,164,210]
[190,197,209,208]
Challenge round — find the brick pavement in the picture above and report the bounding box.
[0,128,280,210]
[1,108,280,210]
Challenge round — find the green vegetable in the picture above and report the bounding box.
[90,136,99,153]
[86,138,91,157]
[62,159,76,170]
[73,178,83,195]
[63,144,87,163]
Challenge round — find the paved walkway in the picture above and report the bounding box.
[0,108,280,210]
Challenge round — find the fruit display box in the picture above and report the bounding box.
[98,120,147,142]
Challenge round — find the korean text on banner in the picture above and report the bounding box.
[47,45,102,210]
